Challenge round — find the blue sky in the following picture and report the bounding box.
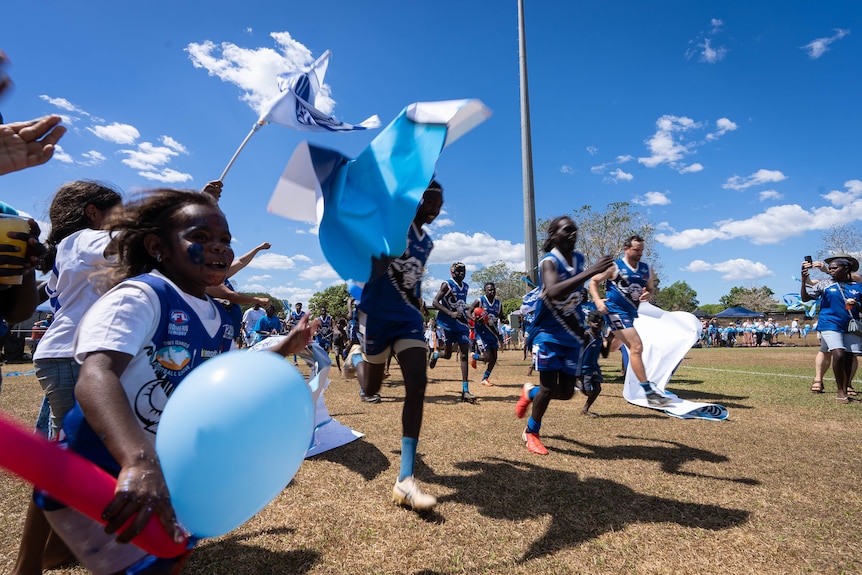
[1,1,859,308]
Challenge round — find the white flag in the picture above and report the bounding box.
[258,50,380,132]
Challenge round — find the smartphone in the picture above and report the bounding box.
[804,255,813,264]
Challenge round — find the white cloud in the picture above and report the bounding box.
[586,146,598,156]
[682,258,774,281]
[429,218,455,230]
[160,135,188,154]
[679,163,703,174]
[607,168,633,183]
[616,154,634,163]
[292,254,313,263]
[244,274,272,282]
[560,165,575,175]
[759,190,782,201]
[81,150,105,166]
[801,28,850,59]
[698,38,727,64]
[637,115,701,168]
[137,168,193,183]
[429,231,524,270]
[685,19,729,64]
[705,117,738,141]
[723,169,787,190]
[657,183,862,249]
[633,191,671,206]
[88,122,140,145]
[39,95,89,115]
[299,263,338,281]
[822,179,862,206]
[52,145,73,164]
[186,32,334,117]
[247,252,297,270]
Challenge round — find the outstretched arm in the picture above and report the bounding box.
[545,255,615,302]
[228,242,271,277]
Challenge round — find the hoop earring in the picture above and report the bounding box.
[156,254,162,263]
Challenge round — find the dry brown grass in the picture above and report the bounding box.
[2,343,861,574]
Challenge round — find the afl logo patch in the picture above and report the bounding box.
[170,310,190,324]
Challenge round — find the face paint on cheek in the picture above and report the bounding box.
[187,243,205,265]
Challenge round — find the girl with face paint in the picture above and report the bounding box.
[35,190,314,574]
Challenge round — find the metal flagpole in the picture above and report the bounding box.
[518,0,539,288]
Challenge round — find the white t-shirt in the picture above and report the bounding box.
[242,306,266,332]
[34,229,113,360]
[74,270,225,436]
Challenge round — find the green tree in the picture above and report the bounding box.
[653,280,698,312]
[470,261,528,300]
[697,303,724,316]
[719,286,778,313]
[502,297,523,318]
[308,283,350,319]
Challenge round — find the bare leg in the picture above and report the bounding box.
[398,347,428,438]
[614,327,648,382]
[813,350,830,391]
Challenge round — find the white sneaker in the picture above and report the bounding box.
[392,476,437,510]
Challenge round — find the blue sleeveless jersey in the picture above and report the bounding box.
[475,294,502,342]
[62,273,234,475]
[436,278,470,333]
[580,334,603,375]
[359,223,433,321]
[605,258,650,317]
[530,251,588,348]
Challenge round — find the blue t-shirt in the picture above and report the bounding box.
[809,279,862,332]
[581,333,604,375]
[359,223,433,322]
[255,314,282,334]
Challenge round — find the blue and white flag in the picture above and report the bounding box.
[268,99,491,283]
[258,50,380,132]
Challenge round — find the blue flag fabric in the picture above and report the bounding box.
[269,99,491,283]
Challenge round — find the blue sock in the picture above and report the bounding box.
[528,386,540,400]
[472,352,480,360]
[483,370,491,380]
[399,437,418,481]
[432,351,438,358]
[462,381,469,392]
[639,381,652,391]
[527,416,541,435]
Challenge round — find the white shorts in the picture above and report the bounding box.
[819,330,862,354]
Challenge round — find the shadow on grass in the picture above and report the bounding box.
[424,457,750,563]
[669,389,752,408]
[548,434,760,485]
[313,437,390,481]
[186,527,320,574]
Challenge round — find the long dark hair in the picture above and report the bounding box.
[39,181,122,272]
[100,189,219,289]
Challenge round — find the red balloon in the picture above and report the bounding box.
[0,411,187,558]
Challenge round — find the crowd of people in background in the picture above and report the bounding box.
[698,317,814,348]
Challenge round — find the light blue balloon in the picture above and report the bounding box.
[156,350,313,538]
